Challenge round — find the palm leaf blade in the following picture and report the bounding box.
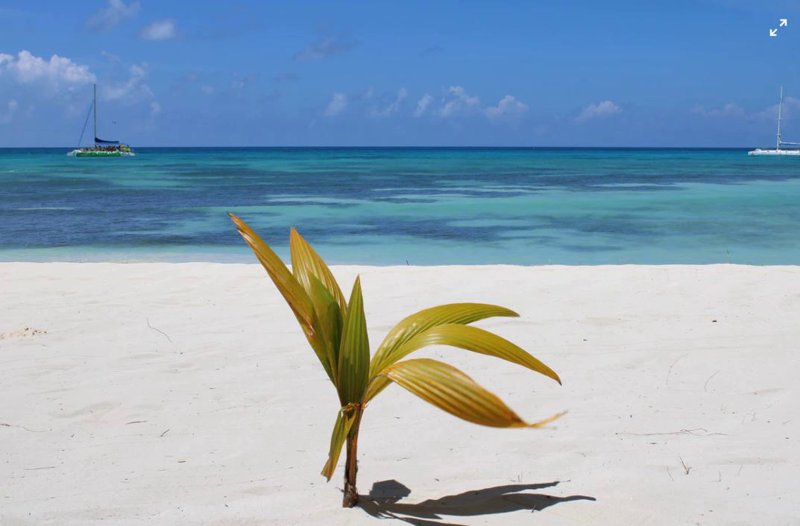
[228,213,333,375]
[229,214,315,330]
[320,408,356,481]
[364,376,391,402]
[307,277,342,382]
[290,228,348,316]
[381,358,564,428]
[378,324,561,384]
[338,276,370,403]
[371,303,519,374]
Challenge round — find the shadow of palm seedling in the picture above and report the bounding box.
[229,214,565,508]
[359,480,595,525]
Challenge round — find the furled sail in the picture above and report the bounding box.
[94,137,120,145]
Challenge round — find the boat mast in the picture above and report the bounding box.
[92,84,96,144]
[776,85,783,150]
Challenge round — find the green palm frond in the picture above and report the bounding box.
[290,227,348,316]
[321,404,357,481]
[371,303,519,373]
[380,358,565,428]
[338,277,370,404]
[229,214,563,507]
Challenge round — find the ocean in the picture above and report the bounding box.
[1,147,798,265]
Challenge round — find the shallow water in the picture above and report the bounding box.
[1,147,798,264]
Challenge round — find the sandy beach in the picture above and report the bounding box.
[1,263,798,525]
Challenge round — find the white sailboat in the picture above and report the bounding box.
[749,86,800,156]
[67,84,134,157]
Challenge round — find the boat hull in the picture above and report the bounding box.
[68,149,135,157]
[748,149,800,156]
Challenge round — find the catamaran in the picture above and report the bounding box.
[748,86,800,156]
[68,84,134,157]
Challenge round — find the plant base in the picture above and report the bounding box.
[342,481,359,507]
[342,409,363,508]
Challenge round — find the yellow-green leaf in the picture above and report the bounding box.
[364,375,391,402]
[290,228,348,316]
[308,276,342,383]
[371,303,518,375]
[320,407,356,481]
[376,324,561,385]
[381,358,564,428]
[338,276,370,403]
[229,213,333,378]
[229,213,315,335]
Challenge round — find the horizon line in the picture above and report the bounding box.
[0,145,765,150]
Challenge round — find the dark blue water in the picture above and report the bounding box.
[1,147,799,264]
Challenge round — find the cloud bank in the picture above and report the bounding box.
[413,87,528,124]
[0,50,95,89]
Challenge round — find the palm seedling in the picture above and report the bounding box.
[229,213,563,508]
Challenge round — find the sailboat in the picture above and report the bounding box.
[748,86,800,156]
[68,84,134,157]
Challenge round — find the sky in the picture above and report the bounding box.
[1,0,800,147]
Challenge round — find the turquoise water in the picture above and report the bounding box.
[1,147,799,264]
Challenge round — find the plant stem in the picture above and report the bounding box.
[342,408,363,508]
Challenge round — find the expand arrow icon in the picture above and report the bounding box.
[780,18,788,27]
[770,28,778,36]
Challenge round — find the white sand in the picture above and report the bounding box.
[1,263,798,525]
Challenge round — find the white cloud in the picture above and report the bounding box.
[0,50,160,125]
[101,50,122,64]
[757,96,800,121]
[1,99,17,123]
[370,88,408,118]
[324,92,347,117]
[690,103,744,117]
[414,93,433,117]
[138,19,176,41]
[0,50,95,89]
[102,63,155,105]
[86,0,140,31]
[691,97,800,122]
[415,87,526,121]
[104,64,161,120]
[576,100,622,122]
[440,85,480,117]
[485,95,529,123]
